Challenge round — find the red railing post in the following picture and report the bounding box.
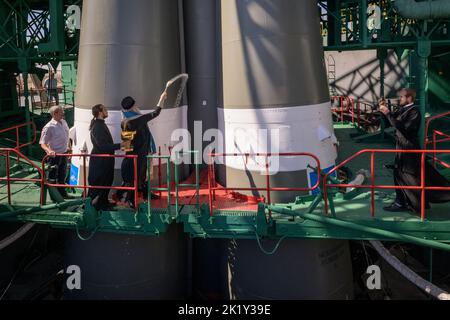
[265,155,272,218]
[433,131,437,169]
[6,150,11,205]
[212,156,216,200]
[265,155,271,204]
[15,127,20,165]
[371,152,375,218]
[208,154,213,216]
[357,101,361,127]
[348,97,355,124]
[83,155,87,199]
[134,156,139,212]
[40,157,46,206]
[421,152,426,221]
[158,146,162,196]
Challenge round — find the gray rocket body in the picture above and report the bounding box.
[71,0,186,182]
[219,0,337,203]
[66,0,187,299]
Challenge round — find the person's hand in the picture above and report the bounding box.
[47,150,56,158]
[378,97,387,107]
[160,91,168,102]
[379,105,390,115]
[157,91,168,107]
[121,140,131,151]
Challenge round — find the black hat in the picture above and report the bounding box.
[121,96,135,110]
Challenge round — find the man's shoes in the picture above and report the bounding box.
[383,202,411,212]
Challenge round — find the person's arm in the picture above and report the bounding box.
[126,92,166,129]
[91,124,121,154]
[130,107,162,128]
[41,143,55,157]
[384,107,421,139]
[39,126,55,157]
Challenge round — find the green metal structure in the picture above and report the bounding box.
[319,0,450,146]
[0,0,80,151]
[2,119,450,252]
[1,0,450,255]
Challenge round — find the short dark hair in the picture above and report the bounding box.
[401,88,416,101]
[121,96,135,110]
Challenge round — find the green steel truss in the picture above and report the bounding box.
[319,0,450,146]
[0,0,81,67]
[1,1,450,252]
[319,0,450,51]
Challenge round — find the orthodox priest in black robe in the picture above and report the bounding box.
[380,88,450,214]
[88,104,124,210]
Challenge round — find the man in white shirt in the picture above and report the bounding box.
[40,106,70,198]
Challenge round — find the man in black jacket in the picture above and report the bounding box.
[380,88,450,213]
[116,93,167,206]
[88,104,128,210]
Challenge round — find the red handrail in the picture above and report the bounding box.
[41,153,139,211]
[432,130,450,169]
[0,148,44,205]
[331,96,355,124]
[424,111,450,147]
[0,121,37,151]
[207,152,321,216]
[331,96,380,130]
[323,149,450,221]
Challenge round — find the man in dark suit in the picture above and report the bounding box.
[380,88,450,213]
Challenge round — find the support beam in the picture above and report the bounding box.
[395,0,450,20]
[416,39,431,148]
[38,0,65,53]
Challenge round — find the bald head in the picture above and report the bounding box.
[49,106,64,122]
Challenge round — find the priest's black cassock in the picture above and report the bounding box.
[88,119,121,210]
[384,104,450,213]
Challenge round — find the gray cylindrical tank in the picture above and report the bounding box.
[219,0,337,203]
[66,0,187,299]
[64,225,187,299]
[192,238,229,299]
[0,223,36,295]
[71,0,186,184]
[227,239,353,300]
[216,0,353,300]
[184,0,218,166]
[184,0,229,300]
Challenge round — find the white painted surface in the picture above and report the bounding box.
[71,106,188,171]
[218,102,337,173]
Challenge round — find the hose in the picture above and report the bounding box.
[0,223,35,251]
[370,240,450,300]
[254,232,288,255]
[74,222,99,241]
[267,205,450,251]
